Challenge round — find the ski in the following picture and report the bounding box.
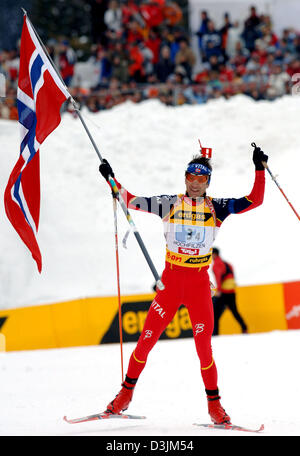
[193,422,264,433]
[63,412,146,424]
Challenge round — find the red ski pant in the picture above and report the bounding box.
[126,262,218,390]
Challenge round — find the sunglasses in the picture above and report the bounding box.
[185,173,209,183]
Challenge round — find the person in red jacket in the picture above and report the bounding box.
[58,40,76,86]
[212,248,248,335]
[99,143,267,424]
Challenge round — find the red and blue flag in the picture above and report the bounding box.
[4,14,70,272]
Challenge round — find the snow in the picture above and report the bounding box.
[1,330,300,436]
[1,94,300,310]
[1,94,300,436]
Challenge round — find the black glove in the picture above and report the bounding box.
[99,159,114,181]
[252,144,268,170]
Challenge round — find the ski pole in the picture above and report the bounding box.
[22,10,164,291]
[112,194,124,383]
[251,142,300,222]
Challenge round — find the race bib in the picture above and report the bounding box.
[175,225,205,244]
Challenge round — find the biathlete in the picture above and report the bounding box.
[99,143,268,424]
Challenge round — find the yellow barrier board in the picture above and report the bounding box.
[0,282,295,352]
[0,333,6,352]
[220,283,287,335]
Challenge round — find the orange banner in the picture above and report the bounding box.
[283,281,300,329]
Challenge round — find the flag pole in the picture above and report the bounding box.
[22,9,164,290]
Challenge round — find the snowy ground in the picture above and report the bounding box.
[1,330,300,436]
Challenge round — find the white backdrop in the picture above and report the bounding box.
[188,0,300,72]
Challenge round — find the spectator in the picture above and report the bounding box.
[159,25,175,49]
[94,46,112,88]
[247,87,265,101]
[46,39,58,62]
[104,76,121,107]
[207,71,223,93]
[58,40,76,86]
[163,1,183,27]
[194,67,210,84]
[169,27,186,63]
[1,97,18,120]
[219,12,233,58]
[5,49,19,87]
[1,4,299,116]
[158,84,174,105]
[126,19,145,44]
[244,5,261,29]
[145,29,162,65]
[286,58,300,77]
[168,64,189,85]
[0,100,10,118]
[254,24,279,52]
[131,90,143,103]
[260,52,276,75]
[226,21,244,59]
[267,63,290,99]
[195,10,210,58]
[229,40,250,70]
[104,0,123,39]
[174,37,196,80]
[121,0,143,27]
[156,45,175,82]
[281,29,297,52]
[218,63,234,83]
[242,6,261,52]
[201,20,223,63]
[143,73,160,98]
[183,83,208,104]
[128,42,145,82]
[138,41,154,77]
[139,0,165,30]
[206,55,222,72]
[111,53,129,83]
[111,41,129,83]
[86,95,100,112]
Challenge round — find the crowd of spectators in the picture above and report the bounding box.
[1,1,300,119]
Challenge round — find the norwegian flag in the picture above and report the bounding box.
[200,147,212,158]
[4,14,69,272]
[198,139,212,158]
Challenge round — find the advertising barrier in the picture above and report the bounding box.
[0,280,299,352]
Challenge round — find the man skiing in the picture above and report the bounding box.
[99,143,268,425]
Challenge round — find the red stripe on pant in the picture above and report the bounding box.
[126,262,218,390]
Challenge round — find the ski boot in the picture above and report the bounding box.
[206,389,231,424]
[105,376,137,415]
